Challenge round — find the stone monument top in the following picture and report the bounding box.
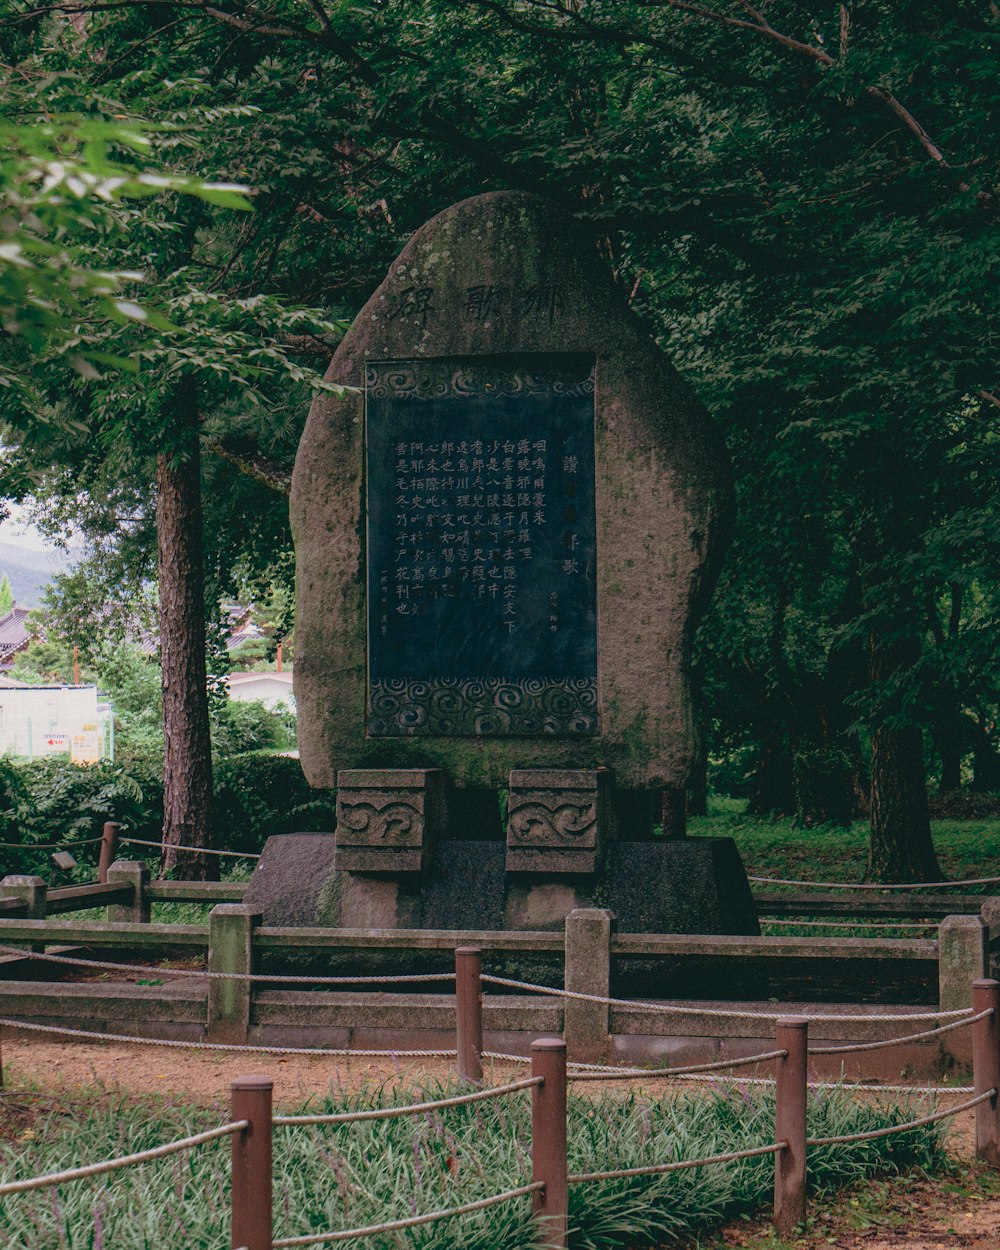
[291,191,732,792]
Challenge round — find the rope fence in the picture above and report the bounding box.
[809,1008,992,1055]
[3,975,1000,1250]
[0,944,455,985]
[273,1077,541,1127]
[0,1016,457,1058]
[0,1119,246,1196]
[806,1089,995,1147]
[748,873,1000,890]
[269,1183,546,1247]
[119,836,261,859]
[480,972,975,1024]
[568,1140,785,1185]
[569,1048,787,1081]
[762,918,940,930]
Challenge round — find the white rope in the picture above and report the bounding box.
[119,837,261,859]
[0,1120,246,1196]
[270,1182,543,1246]
[750,874,1000,890]
[570,1049,787,1082]
[809,1008,991,1055]
[0,837,104,850]
[0,1017,456,1058]
[481,1050,621,1072]
[762,919,939,930]
[806,1089,995,1146]
[0,945,455,986]
[568,1141,784,1184]
[480,974,974,1024]
[482,1052,975,1096]
[274,1078,541,1127]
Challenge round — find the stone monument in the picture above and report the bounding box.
[246,190,757,940]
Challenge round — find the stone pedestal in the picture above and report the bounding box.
[335,769,446,873]
[506,769,612,875]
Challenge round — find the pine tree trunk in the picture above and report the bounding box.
[865,632,940,882]
[157,381,215,880]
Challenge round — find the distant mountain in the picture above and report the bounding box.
[0,542,71,608]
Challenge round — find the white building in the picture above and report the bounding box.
[226,671,295,712]
[0,682,113,762]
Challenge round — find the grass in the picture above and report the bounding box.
[685,798,1000,938]
[0,1077,945,1250]
[689,797,1000,889]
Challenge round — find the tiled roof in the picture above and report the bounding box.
[0,607,33,659]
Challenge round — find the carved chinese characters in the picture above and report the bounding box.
[365,356,599,736]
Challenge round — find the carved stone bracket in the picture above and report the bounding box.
[506,768,613,874]
[335,769,446,873]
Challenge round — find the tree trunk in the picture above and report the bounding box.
[971,720,1000,792]
[661,787,687,839]
[864,632,940,882]
[157,380,215,880]
[748,733,796,817]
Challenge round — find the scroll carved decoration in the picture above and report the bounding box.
[505,768,612,875]
[507,800,596,847]
[336,798,421,845]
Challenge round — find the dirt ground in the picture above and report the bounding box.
[2,1031,1000,1250]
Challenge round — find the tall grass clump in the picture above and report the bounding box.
[0,1077,944,1250]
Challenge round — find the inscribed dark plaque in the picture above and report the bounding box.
[365,355,598,736]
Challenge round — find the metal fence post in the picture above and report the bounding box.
[456,945,483,1082]
[230,1076,272,1250]
[774,1016,808,1237]
[531,1037,568,1250]
[98,821,121,884]
[973,978,1000,1168]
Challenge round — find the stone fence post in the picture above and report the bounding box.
[0,875,47,919]
[208,904,260,1044]
[940,914,988,1068]
[564,908,615,1064]
[106,860,151,924]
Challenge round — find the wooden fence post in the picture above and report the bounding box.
[456,946,483,1082]
[532,1037,568,1250]
[231,1076,272,1250]
[98,822,120,884]
[973,978,1000,1168]
[774,1016,808,1237]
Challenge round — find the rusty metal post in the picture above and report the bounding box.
[231,1076,272,1250]
[98,821,120,884]
[774,1016,808,1237]
[973,979,1000,1168]
[531,1037,568,1250]
[456,946,483,1082]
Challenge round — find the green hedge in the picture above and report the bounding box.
[0,752,334,878]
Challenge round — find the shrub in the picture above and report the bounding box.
[0,1080,944,1250]
[213,750,335,854]
[0,757,163,878]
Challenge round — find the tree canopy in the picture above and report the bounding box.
[2,0,998,878]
